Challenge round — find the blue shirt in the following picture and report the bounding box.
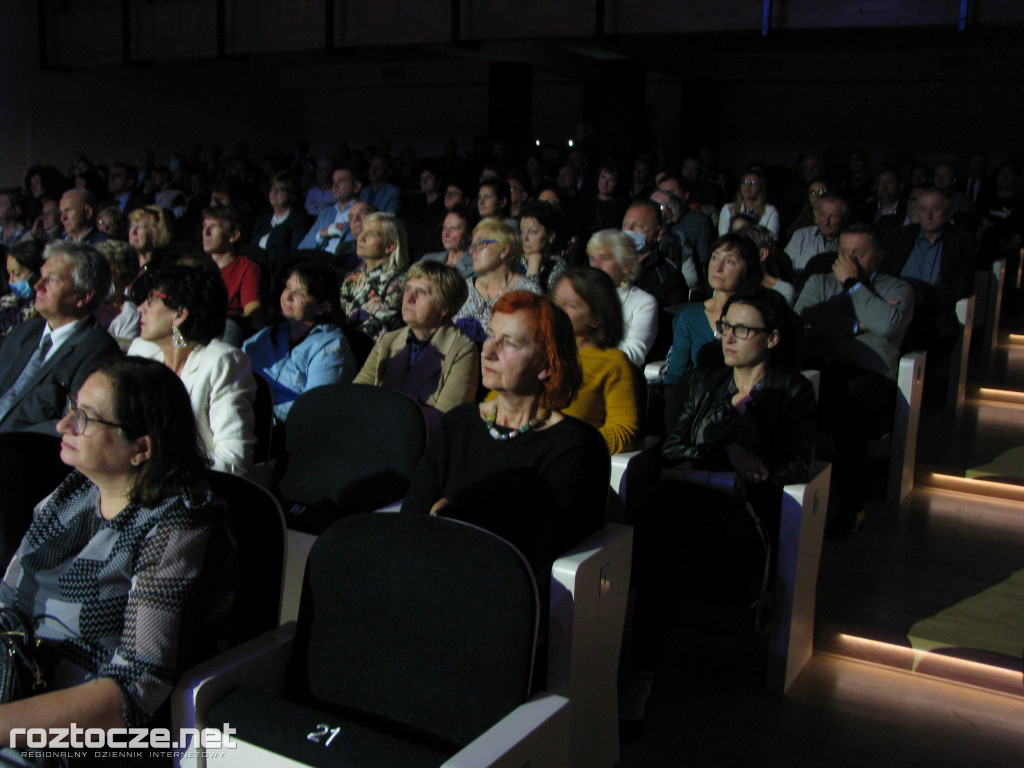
[242,323,356,421]
[900,231,944,286]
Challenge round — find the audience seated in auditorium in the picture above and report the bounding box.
[663,233,764,429]
[340,211,408,342]
[297,163,363,265]
[0,241,120,434]
[402,290,608,587]
[740,224,796,306]
[476,176,517,231]
[658,174,714,266]
[102,162,145,215]
[0,189,31,249]
[520,200,568,292]
[59,189,108,245]
[243,261,355,422]
[358,153,401,214]
[130,262,256,475]
[624,288,815,726]
[858,168,906,231]
[95,239,141,350]
[124,206,175,306]
[420,204,474,278]
[0,239,42,337]
[718,168,780,239]
[578,163,630,240]
[250,171,309,275]
[623,199,687,309]
[552,267,640,454]
[0,356,233,764]
[794,223,914,533]
[202,205,262,324]
[784,193,847,278]
[782,178,830,245]
[452,217,542,345]
[303,157,335,217]
[880,187,976,391]
[587,228,658,368]
[30,197,63,245]
[355,260,478,430]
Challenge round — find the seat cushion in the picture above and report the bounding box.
[208,687,453,768]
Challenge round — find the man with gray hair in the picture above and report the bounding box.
[60,189,108,245]
[0,241,120,433]
[784,193,847,277]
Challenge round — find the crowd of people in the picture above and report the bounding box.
[0,138,1019,759]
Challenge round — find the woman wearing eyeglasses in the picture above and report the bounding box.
[624,288,815,727]
[130,262,257,476]
[662,234,763,430]
[718,168,779,238]
[0,356,232,761]
[451,218,541,345]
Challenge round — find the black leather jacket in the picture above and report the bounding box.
[662,364,816,486]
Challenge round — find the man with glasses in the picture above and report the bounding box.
[795,223,914,535]
[0,242,120,433]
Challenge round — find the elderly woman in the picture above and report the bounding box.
[355,260,479,430]
[124,205,174,305]
[624,289,815,723]
[663,234,764,425]
[718,168,780,238]
[452,218,542,345]
[340,211,408,342]
[587,229,658,367]
[0,240,42,337]
[250,171,309,274]
[402,290,609,583]
[243,261,355,422]
[552,268,639,454]
[520,200,567,292]
[420,204,474,278]
[0,356,230,760]
[95,239,142,349]
[129,263,257,476]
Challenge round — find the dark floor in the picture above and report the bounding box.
[618,287,1024,767]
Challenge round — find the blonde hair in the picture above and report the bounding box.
[364,212,408,272]
[128,205,173,251]
[473,217,522,269]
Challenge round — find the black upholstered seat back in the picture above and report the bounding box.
[287,513,539,747]
[272,383,427,533]
[0,432,70,567]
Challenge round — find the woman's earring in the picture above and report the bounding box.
[172,324,187,349]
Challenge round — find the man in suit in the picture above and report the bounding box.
[795,223,915,534]
[880,187,976,390]
[102,162,145,215]
[0,242,121,433]
[59,190,109,245]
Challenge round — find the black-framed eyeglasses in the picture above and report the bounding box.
[64,395,127,435]
[716,320,768,340]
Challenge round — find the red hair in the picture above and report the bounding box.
[492,290,582,411]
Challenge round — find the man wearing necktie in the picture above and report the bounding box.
[0,242,121,433]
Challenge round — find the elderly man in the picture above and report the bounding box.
[0,242,120,433]
[60,190,108,245]
[784,193,847,276]
[795,223,914,534]
[880,187,976,391]
[298,164,364,255]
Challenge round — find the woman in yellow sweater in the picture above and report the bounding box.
[551,268,640,454]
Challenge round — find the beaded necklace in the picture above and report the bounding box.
[485,401,547,441]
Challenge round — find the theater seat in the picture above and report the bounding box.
[172,513,568,768]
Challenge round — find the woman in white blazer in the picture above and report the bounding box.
[129,261,256,475]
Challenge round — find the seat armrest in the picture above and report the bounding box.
[609,436,661,507]
[643,360,665,382]
[172,622,297,738]
[442,693,570,768]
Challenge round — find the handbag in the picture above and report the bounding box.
[0,607,47,703]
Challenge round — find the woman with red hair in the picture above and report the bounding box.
[402,290,609,582]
